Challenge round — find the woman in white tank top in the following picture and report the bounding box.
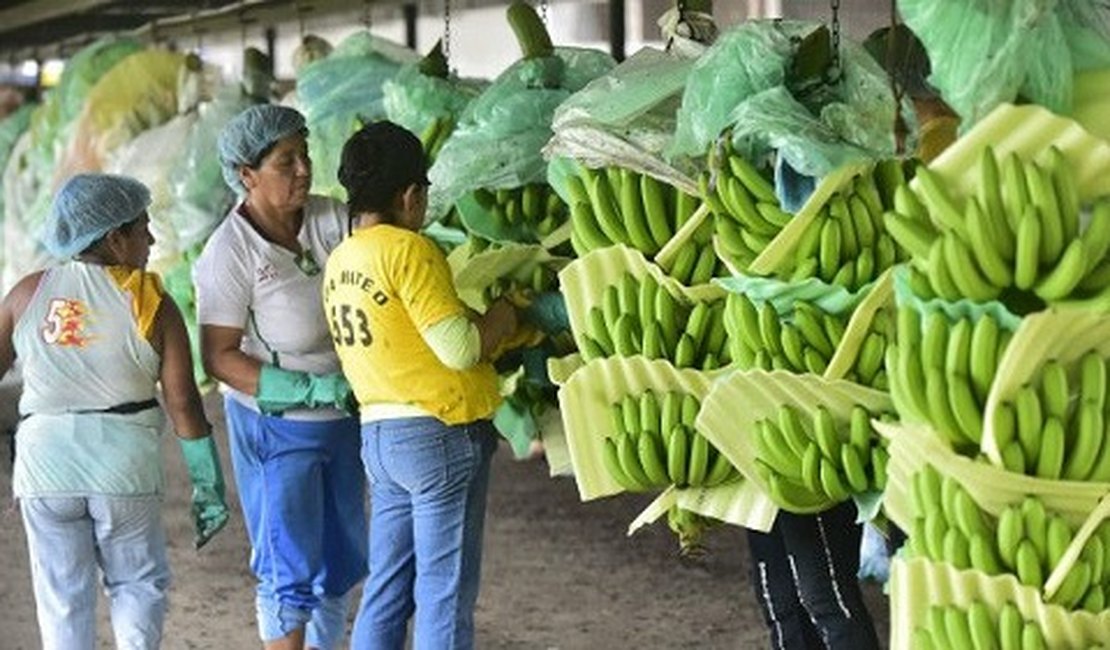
[0,173,229,649]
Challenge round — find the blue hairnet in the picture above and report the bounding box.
[42,173,151,260]
[218,104,308,195]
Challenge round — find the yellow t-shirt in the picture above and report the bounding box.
[322,224,501,425]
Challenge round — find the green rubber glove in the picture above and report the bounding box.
[178,435,229,550]
[255,365,356,415]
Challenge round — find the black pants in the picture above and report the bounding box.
[746,501,880,650]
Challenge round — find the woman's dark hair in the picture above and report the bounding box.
[338,121,430,220]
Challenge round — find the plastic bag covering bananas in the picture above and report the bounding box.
[904,465,1110,613]
[577,272,730,370]
[471,183,569,242]
[886,309,1014,454]
[752,404,889,511]
[600,389,740,494]
[886,145,1110,307]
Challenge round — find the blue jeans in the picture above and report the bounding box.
[20,495,170,650]
[746,502,880,650]
[225,397,368,648]
[351,418,498,650]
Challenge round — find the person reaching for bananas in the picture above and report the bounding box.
[193,105,367,650]
[325,121,520,650]
[0,173,228,649]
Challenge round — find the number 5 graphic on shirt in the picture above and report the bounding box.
[42,297,90,347]
[330,303,372,347]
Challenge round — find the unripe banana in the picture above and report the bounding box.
[818,457,850,501]
[1064,401,1102,480]
[997,505,1024,570]
[1015,386,1044,465]
[680,394,700,428]
[1035,416,1065,480]
[809,406,837,457]
[967,601,998,650]
[667,243,699,284]
[587,307,615,355]
[756,419,804,481]
[1000,152,1030,231]
[840,444,869,493]
[1034,238,1088,301]
[1082,584,1105,613]
[686,432,710,487]
[758,301,783,356]
[943,527,971,569]
[944,234,1001,301]
[617,432,654,489]
[603,436,643,491]
[617,169,659,254]
[640,174,674,250]
[915,166,968,240]
[998,603,1023,650]
[943,604,975,650]
[927,606,952,649]
[792,304,834,358]
[800,442,823,494]
[965,197,1014,287]
[778,405,810,459]
[927,365,967,447]
[637,430,670,486]
[968,532,1003,574]
[969,316,1000,404]
[666,424,689,486]
[728,154,778,203]
[1014,204,1043,290]
[1025,159,1064,263]
[818,217,842,282]
[1015,538,1044,587]
[1021,497,1048,561]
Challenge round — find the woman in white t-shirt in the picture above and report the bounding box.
[192,105,367,650]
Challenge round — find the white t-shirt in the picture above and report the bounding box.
[193,195,347,419]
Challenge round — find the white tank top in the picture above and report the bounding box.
[12,262,166,497]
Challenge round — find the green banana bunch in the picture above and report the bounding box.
[473,183,569,242]
[768,160,908,292]
[888,145,1110,305]
[722,293,848,375]
[658,219,729,286]
[701,140,785,272]
[887,309,1012,453]
[753,404,888,510]
[418,114,455,165]
[913,602,1049,650]
[599,390,741,492]
[841,307,893,390]
[908,467,1110,612]
[993,349,1110,482]
[481,264,559,305]
[576,272,731,369]
[566,163,702,260]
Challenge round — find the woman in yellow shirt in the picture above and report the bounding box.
[324,121,518,650]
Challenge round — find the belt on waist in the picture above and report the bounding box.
[20,398,160,422]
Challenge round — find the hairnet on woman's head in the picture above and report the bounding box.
[42,173,151,259]
[218,104,308,195]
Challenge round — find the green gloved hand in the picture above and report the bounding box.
[255,365,357,415]
[178,435,229,550]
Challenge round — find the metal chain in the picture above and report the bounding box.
[363,0,372,29]
[829,0,841,82]
[443,0,452,72]
[540,0,548,23]
[297,3,306,38]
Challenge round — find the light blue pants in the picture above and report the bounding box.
[224,397,368,648]
[351,417,498,650]
[20,495,170,650]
